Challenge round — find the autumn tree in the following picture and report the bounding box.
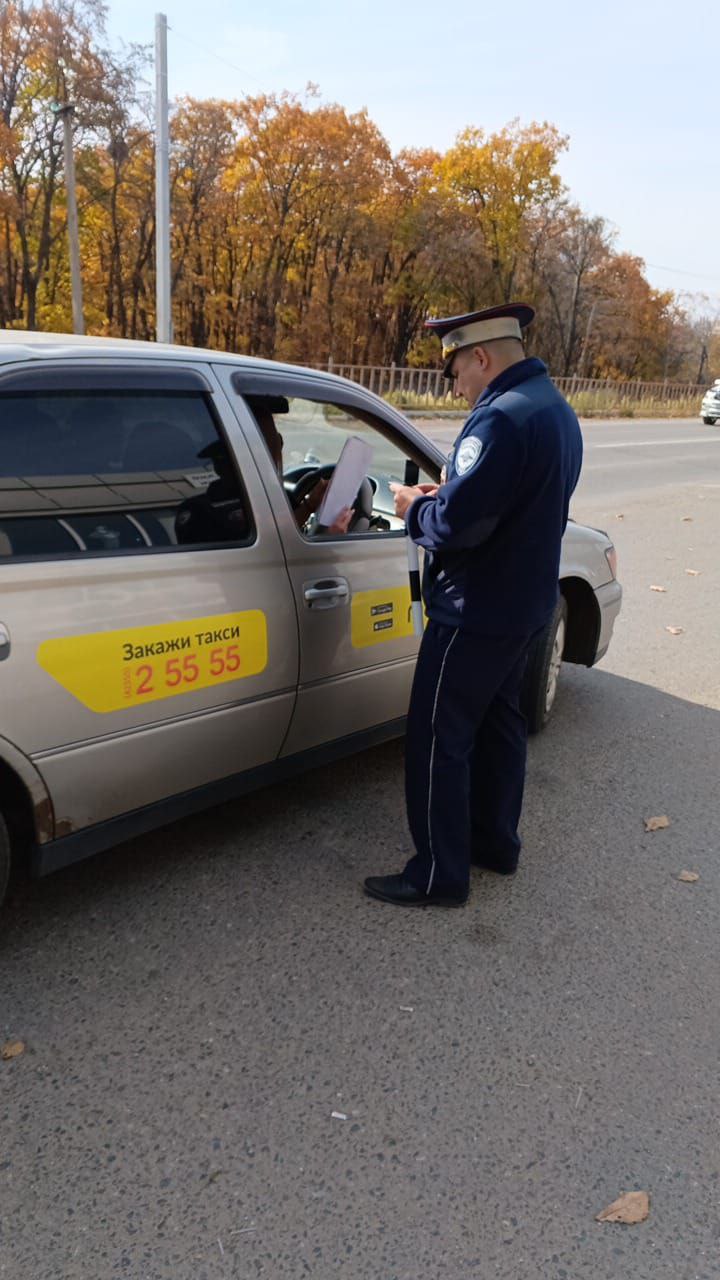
[673,300,720,384]
[533,210,612,375]
[0,25,706,383]
[583,253,674,380]
[219,90,393,361]
[436,120,569,305]
[0,0,144,330]
[168,98,241,347]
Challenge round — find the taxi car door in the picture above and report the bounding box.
[0,360,298,836]
[215,365,438,756]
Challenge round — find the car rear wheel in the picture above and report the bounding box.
[521,596,568,734]
[0,812,11,911]
[702,416,717,425]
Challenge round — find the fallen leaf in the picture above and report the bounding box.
[681,516,693,522]
[1,1041,25,1060]
[650,584,667,592]
[615,513,625,520]
[596,1190,650,1224]
[685,569,700,576]
[678,870,700,883]
[644,815,670,832]
[665,626,684,635]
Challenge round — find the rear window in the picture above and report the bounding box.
[0,391,254,558]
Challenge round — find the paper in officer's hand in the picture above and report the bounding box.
[316,436,373,528]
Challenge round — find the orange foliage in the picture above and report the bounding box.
[0,3,714,380]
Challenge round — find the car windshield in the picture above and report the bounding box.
[279,400,410,485]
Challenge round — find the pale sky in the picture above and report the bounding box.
[108,0,720,308]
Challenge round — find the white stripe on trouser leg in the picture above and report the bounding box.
[426,628,460,894]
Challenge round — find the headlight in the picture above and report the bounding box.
[605,545,618,578]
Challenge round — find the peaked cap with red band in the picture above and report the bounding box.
[425,302,535,377]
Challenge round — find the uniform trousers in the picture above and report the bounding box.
[403,620,535,899]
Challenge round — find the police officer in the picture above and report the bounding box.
[364,303,583,908]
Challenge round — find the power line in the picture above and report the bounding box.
[167,25,265,88]
[646,261,720,283]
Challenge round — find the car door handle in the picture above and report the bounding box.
[0,624,10,661]
[303,578,350,609]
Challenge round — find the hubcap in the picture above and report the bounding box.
[545,616,566,715]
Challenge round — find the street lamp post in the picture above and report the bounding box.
[52,102,85,335]
[155,13,171,343]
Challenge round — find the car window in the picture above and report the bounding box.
[0,390,254,559]
[243,393,434,535]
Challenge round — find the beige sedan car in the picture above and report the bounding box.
[0,333,622,906]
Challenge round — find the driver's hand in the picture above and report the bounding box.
[306,477,328,512]
[295,477,328,527]
[328,507,353,535]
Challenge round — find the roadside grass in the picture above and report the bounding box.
[384,388,701,419]
[568,391,699,419]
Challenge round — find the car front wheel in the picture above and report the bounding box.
[521,596,568,734]
[702,416,717,425]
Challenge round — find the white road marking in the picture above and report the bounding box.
[582,452,717,472]
[587,436,719,450]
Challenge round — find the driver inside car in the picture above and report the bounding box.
[248,395,353,535]
[175,397,354,545]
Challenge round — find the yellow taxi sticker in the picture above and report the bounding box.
[37,611,267,713]
[351,587,420,648]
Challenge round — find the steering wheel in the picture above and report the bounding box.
[286,463,373,532]
[286,462,335,508]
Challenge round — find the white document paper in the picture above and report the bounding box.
[316,435,374,527]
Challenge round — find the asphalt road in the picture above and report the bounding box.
[2,418,719,1280]
[424,415,720,503]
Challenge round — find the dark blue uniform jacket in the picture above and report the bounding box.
[406,357,583,636]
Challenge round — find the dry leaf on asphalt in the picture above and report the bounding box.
[1,1040,25,1060]
[650,584,667,592]
[681,516,693,522]
[665,626,684,635]
[596,1191,650,1224]
[644,815,670,832]
[685,569,700,576]
[615,513,624,520]
[678,870,700,882]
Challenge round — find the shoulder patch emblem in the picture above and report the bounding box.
[455,437,483,475]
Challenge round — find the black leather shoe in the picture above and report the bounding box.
[363,874,467,908]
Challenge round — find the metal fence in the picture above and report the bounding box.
[312,361,707,406]
[553,375,706,404]
[315,362,448,400]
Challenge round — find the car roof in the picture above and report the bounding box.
[0,329,331,382]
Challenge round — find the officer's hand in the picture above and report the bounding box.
[390,482,431,519]
[417,483,440,495]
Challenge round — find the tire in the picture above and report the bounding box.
[521,596,568,734]
[0,812,11,911]
[702,416,715,425]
